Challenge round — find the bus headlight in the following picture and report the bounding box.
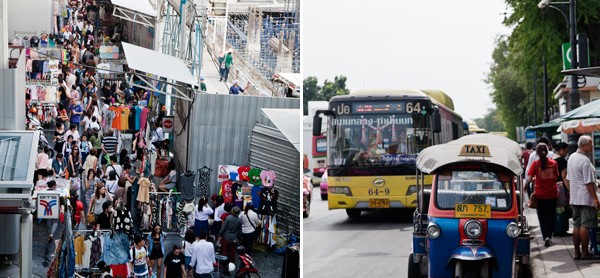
[329,186,352,196]
[426,223,441,239]
[464,220,482,239]
[506,222,520,238]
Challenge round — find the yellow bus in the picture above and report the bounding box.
[313,89,464,218]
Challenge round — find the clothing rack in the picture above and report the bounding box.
[149,191,182,195]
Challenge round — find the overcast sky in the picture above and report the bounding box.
[303,0,512,121]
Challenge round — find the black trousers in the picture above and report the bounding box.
[537,198,558,240]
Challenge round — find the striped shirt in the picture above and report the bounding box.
[102,136,118,154]
[566,152,597,206]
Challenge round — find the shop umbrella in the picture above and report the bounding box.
[527,118,561,133]
[558,99,600,134]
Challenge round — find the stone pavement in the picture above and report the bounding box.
[525,205,600,277]
[0,220,284,277]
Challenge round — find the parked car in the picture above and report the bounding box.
[303,174,313,218]
[319,170,328,200]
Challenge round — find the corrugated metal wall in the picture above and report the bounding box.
[248,124,300,236]
[182,94,300,197]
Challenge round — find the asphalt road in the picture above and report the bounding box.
[303,188,415,277]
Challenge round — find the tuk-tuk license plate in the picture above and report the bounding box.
[369,199,390,208]
[454,204,491,219]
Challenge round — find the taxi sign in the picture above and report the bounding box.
[459,144,491,157]
[455,204,491,218]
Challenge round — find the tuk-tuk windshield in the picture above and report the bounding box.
[435,170,513,211]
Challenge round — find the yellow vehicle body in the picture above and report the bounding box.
[328,175,433,209]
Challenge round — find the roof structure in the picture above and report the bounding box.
[416,134,522,175]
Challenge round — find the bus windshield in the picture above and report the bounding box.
[435,170,513,211]
[328,113,431,167]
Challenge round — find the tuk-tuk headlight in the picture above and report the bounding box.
[427,223,441,239]
[464,220,482,239]
[506,222,520,238]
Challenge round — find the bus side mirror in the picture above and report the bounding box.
[433,109,441,133]
[313,116,322,136]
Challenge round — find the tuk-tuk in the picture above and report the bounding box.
[409,134,531,278]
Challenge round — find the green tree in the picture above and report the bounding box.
[474,108,504,132]
[487,0,600,140]
[303,75,350,115]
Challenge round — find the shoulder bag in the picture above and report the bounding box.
[86,201,96,224]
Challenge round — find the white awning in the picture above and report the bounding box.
[261,109,300,152]
[122,42,197,101]
[111,0,156,27]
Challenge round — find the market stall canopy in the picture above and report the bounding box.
[261,108,300,152]
[562,66,600,78]
[527,119,561,132]
[560,99,600,120]
[416,134,522,175]
[122,42,197,101]
[561,118,600,134]
[111,0,156,27]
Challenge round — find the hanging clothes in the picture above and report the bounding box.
[180,172,196,201]
[89,236,102,268]
[196,167,212,197]
[259,187,279,215]
[100,232,131,265]
[74,235,85,266]
[137,177,151,203]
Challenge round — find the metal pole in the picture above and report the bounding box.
[0,0,8,69]
[543,56,549,123]
[567,0,580,154]
[533,66,537,126]
[222,0,229,52]
[20,213,32,278]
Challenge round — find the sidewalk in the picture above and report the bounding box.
[525,206,600,277]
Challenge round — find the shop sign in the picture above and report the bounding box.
[163,116,174,133]
[37,192,60,219]
[218,165,229,182]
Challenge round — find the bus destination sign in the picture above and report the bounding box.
[353,102,404,113]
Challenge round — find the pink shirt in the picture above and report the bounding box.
[36,153,49,170]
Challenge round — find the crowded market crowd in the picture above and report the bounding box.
[15,0,268,277]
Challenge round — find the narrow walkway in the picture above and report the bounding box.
[200,45,230,95]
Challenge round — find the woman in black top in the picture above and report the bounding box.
[68,142,81,178]
[553,142,571,237]
[53,122,66,157]
[95,201,112,230]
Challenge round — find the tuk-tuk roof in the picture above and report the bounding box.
[416,134,523,175]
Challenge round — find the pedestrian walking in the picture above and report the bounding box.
[182,230,197,271]
[553,142,571,237]
[240,204,261,254]
[163,245,186,278]
[525,137,555,196]
[566,135,600,260]
[219,206,242,266]
[129,235,152,278]
[148,224,167,277]
[189,231,215,278]
[527,142,559,247]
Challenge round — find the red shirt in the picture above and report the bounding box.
[527,159,559,199]
[74,200,84,224]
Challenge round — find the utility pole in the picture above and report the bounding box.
[533,66,537,126]
[567,0,580,154]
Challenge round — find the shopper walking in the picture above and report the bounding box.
[219,206,242,265]
[566,135,600,260]
[130,235,152,278]
[148,224,166,277]
[189,231,215,278]
[240,204,261,254]
[527,143,559,247]
[194,197,214,237]
[553,142,571,237]
[163,245,186,278]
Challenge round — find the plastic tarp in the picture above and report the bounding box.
[416,134,523,175]
[111,0,156,17]
[123,42,196,86]
[261,109,300,152]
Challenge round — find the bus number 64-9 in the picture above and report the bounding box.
[368,188,390,196]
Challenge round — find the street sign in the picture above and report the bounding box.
[217,165,229,182]
[562,42,591,70]
[37,192,60,219]
[163,116,174,133]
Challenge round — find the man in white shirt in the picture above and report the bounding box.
[189,231,215,278]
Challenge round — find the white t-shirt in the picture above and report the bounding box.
[567,152,598,206]
[130,246,149,275]
[105,179,118,195]
[108,164,123,177]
